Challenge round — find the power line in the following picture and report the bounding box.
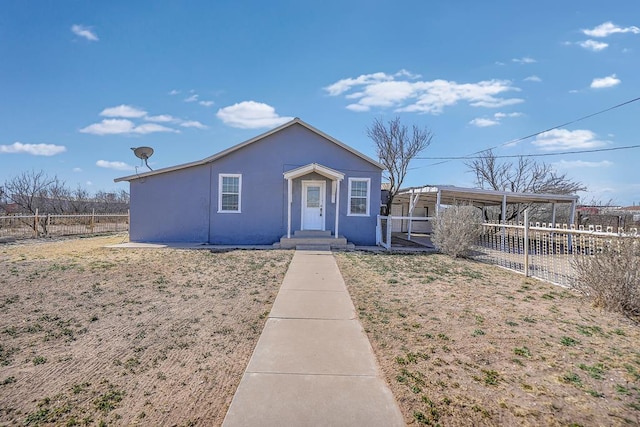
[415,95,640,167]
[415,144,640,160]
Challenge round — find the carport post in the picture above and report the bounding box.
[524,209,529,277]
[568,199,577,252]
[407,192,420,241]
[435,190,441,218]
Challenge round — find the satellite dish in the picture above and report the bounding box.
[131,146,154,171]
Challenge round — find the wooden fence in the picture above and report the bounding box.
[0,210,129,241]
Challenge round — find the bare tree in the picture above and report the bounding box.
[3,170,60,214]
[466,149,585,222]
[368,117,433,214]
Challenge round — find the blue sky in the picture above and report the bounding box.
[1,1,639,205]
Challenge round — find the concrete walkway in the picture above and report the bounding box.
[222,250,405,427]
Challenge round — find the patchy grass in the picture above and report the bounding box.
[336,251,640,426]
[0,235,292,426]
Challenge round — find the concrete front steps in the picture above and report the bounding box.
[274,230,355,251]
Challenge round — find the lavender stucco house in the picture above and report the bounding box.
[114,118,384,247]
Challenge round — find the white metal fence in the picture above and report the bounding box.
[377,213,640,288]
[472,218,639,287]
[0,210,129,241]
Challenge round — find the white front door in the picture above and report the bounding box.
[302,181,325,230]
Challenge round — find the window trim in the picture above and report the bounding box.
[347,177,370,216]
[217,173,242,213]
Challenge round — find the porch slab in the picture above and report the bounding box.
[278,235,349,249]
[247,318,377,376]
[269,289,355,320]
[222,373,404,427]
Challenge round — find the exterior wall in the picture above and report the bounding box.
[207,124,382,245]
[127,123,382,245]
[390,201,436,233]
[129,165,210,242]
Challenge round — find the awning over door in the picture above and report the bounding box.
[283,163,344,239]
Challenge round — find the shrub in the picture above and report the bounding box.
[571,238,639,321]
[432,204,482,258]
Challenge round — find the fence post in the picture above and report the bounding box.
[386,215,392,249]
[34,209,39,238]
[46,214,51,237]
[90,209,95,233]
[524,209,529,277]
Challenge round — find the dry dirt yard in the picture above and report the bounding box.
[0,235,292,426]
[335,252,640,426]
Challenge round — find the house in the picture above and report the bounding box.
[114,118,384,246]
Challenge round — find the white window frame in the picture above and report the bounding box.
[347,177,370,216]
[218,173,242,213]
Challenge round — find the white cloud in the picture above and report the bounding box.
[168,89,180,95]
[145,114,176,123]
[86,181,93,186]
[0,142,67,156]
[199,100,215,107]
[324,72,395,96]
[184,94,199,102]
[346,103,371,112]
[583,21,640,38]
[553,160,613,169]
[469,97,524,108]
[71,24,98,41]
[216,101,293,129]
[80,119,178,135]
[494,112,523,119]
[524,75,542,82]
[512,57,536,64]
[100,105,147,118]
[80,119,135,135]
[326,71,523,114]
[73,167,82,172]
[578,39,609,51]
[96,160,135,171]
[180,120,208,129]
[590,74,621,89]
[469,118,499,127]
[470,112,522,127]
[532,129,610,151]
[133,123,179,134]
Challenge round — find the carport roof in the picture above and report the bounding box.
[394,185,579,207]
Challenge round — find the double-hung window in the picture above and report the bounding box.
[348,178,370,216]
[218,174,242,213]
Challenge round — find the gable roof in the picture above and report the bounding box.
[283,163,345,181]
[114,118,383,182]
